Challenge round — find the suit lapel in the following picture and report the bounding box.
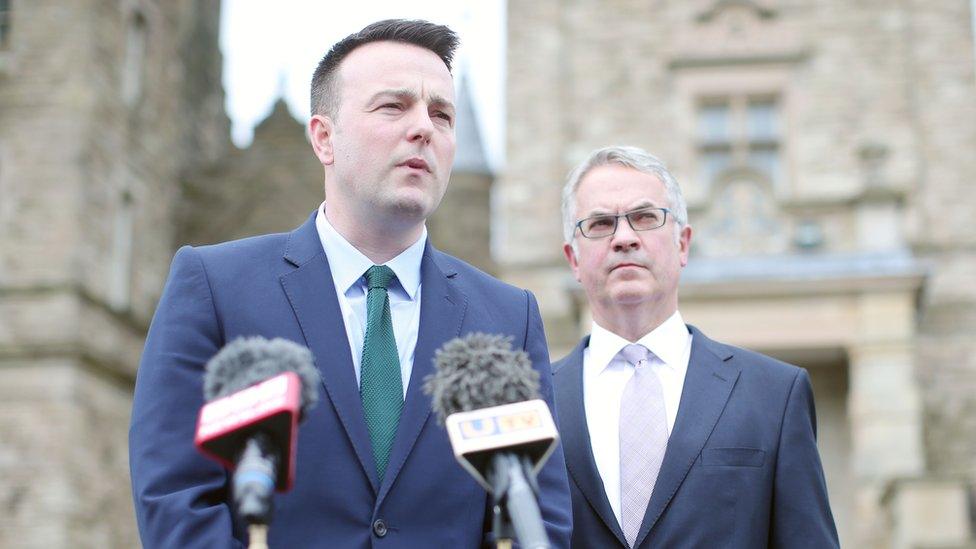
[279,215,380,493]
[634,325,739,548]
[376,244,467,504]
[555,338,629,547]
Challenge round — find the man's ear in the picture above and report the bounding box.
[678,224,693,267]
[308,114,336,166]
[563,242,582,282]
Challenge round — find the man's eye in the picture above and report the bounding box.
[633,210,660,222]
[433,111,453,123]
[380,103,403,110]
[587,217,614,229]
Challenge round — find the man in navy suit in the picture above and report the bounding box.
[129,20,571,548]
[552,146,838,548]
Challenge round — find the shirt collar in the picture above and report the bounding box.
[315,203,425,299]
[588,310,689,373]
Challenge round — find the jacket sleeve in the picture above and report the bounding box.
[522,290,574,548]
[769,368,840,548]
[129,246,244,549]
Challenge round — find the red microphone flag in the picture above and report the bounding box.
[195,371,302,491]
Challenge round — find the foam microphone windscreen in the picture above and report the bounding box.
[424,332,540,424]
[204,336,320,415]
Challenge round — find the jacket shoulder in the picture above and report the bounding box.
[190,231,291,263]
[170,231,294,291]
[431,249,528,299]
[691,325,804,384]
[550,337,588,375]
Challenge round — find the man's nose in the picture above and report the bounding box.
[611,218,641,251]
[407,106,434,143]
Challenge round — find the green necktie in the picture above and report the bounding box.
[359,265,403,480]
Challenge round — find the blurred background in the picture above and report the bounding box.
[1,1,975,547]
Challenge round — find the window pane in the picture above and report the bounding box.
[747,100,778,141]
[699,149,732,187]
[748,148,781,186]
[698,103,731,143]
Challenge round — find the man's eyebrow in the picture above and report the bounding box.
[366,89,455,113]
[428,94,455,113]
[367,88,418,104]
[627,200,660,210]
[582,200,660,217]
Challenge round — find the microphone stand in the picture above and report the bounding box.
[489,453,550,549]
[234,433,279,549]
[248,525,268,549]
[492,494,515,549]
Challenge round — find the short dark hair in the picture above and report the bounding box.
[310,19,460,118]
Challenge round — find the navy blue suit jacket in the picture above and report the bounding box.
[552,326,838,548]
[129,213,572,548]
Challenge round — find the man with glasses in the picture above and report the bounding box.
[552,146,838,548]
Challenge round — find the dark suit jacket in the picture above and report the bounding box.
[552,326,838,548]
[129,213,572,548]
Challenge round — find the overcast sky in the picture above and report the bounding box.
[220,1,976,171]
[219,0,506,168]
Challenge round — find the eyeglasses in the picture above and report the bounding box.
[575,207,671,239]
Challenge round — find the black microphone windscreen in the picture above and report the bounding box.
[203,336,320,416]
[424,332,540,424]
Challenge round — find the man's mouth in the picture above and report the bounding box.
[399,158,431,172]
[610,263,644,272]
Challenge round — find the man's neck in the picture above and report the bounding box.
[593,303,676,343]
[324,204,423,264]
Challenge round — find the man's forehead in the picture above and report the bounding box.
[577,165,667,208]
[338,41,453,86]
[582,163,662,182]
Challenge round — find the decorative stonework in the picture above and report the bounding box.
[695,167,789,256]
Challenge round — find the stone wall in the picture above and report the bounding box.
[0,1,228,546]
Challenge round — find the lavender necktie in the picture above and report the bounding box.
[618,344,667,548]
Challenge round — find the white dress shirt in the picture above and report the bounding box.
[582,310,693,525]
[315,204,424,398]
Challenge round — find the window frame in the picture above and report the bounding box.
[694,92,785,193]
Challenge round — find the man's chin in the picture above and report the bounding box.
[396,185,447,214]
[608,283,655,305]
[389,194,434,221]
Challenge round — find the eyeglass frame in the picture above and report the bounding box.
[574,206,672,239]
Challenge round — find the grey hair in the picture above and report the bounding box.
[560,146,688,250]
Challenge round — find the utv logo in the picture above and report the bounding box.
[458,410,542,439]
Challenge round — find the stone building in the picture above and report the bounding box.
[0,0,974,547]
[501,1,976,547]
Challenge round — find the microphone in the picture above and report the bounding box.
[424,333,557,549]
[194,337,320,533]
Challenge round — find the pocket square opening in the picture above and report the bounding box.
[702,447,766,467]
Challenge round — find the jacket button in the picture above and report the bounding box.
[373,519,388,537]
